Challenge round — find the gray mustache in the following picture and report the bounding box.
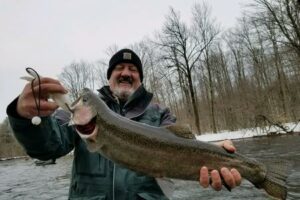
[118,76,133,84]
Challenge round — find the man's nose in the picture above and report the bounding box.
[120,67,131,76]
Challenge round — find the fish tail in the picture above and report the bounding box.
[257,160,291,200]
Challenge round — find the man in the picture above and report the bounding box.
[7,48,241,199]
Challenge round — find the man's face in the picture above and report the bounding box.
[108,63,141,100]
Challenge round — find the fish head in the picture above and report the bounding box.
[69,88,100,151]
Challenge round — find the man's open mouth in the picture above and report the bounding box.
[75,116,97,135]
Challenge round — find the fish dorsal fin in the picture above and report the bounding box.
[165,124,195,139]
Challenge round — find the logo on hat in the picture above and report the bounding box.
[123,52,132,60]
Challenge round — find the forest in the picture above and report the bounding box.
[1,0,299,157]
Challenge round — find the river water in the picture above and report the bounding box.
[0,134,299,200]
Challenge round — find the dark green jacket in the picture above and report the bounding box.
[7,85,176,200]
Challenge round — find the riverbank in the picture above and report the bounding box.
[0,156,29,161]
[196,122,300,141]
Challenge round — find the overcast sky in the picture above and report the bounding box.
[0,0,250,121]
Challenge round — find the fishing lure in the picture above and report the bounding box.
[20,67,72,125]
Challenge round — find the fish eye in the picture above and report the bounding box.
[82,96,88,103]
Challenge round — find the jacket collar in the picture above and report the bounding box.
[97,84,153,119]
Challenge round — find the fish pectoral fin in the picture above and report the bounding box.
[165,124,195,139]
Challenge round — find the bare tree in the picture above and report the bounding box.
[94,59,109,88]
[225,30,254,128]
[253,0,300,57]
[250,0,300,120]
[264,16,290,119]
[156,7,206,133]
[192,3,220,133]
[59,60,97,100]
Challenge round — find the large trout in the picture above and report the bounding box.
[70,88,289,200]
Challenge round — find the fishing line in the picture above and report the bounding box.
[26,67,42,125]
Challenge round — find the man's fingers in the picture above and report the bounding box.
[32,83,67,95]
[31,77,62,87]
[223,140,236,153]
[17,76,67,118]
[231,168,242,186]
[199,167,242,191]
[28,77,68,94]
[19,100,58,118]
[25,99,59,111]
[211,170,222,191]
[39,100,59,111]
[221,167,236,189]
[199,167,209,188]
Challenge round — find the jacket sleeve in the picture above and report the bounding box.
[6,97,77,160]
[159,106,176,126]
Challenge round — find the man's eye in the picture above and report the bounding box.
[130,67,138,71]
[115,65,124,70]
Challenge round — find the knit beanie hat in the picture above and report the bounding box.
[107,48,143,82]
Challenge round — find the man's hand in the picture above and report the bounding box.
[17,77,67,119]
[199,140,242,191]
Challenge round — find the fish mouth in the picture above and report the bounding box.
[74,115,99,152]
[75,116,97,136]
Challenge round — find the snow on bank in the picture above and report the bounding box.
[0,156,29,161]
[196,122,300,142]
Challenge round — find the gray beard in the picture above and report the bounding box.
[111,87,134,101]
